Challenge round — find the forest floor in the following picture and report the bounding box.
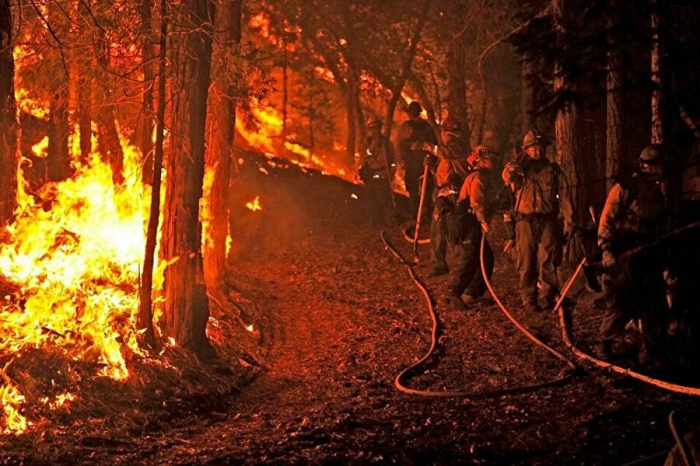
[2,151,700,465]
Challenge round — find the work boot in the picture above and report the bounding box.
[461,294,479,305]
[442,291,467,310]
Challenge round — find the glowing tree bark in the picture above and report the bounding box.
[95,29,125,186]
[553,0,584,228]
[650,0,665,145]
[138,0,168,348]
[0,0,16,226]
[161,0,214,353]
[606,0,625,190]
[136,0,156,185]
[204,0,242,285]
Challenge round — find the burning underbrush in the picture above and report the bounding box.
[0,132,262,438]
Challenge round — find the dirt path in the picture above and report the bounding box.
[5,155,699,465]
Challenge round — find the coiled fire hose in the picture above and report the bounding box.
[553,256,700,396]
[381,229,576,397]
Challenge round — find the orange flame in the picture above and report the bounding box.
[245,196,262,211]
[0,120,154,433]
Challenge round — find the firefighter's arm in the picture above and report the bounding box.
[598,183,624,250]
[470,175,489,225]
[502,162,524,185]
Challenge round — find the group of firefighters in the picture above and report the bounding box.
[360,101,675,370]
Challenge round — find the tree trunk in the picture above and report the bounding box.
[0,0,17,226]
[554,0,585,229]
[344,88,356,164]
[606,0,625,191]
[204,0,241,286]
[650,1,663,145]
[161,0,214,354]
[446,34,468,135]
[383,0,430,138]
[138,0,168,349]
[136,0,155,185]
[47,87,71,182]
[95,29,125,186]
[521,58,535,135]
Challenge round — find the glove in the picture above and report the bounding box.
[480,222,490,234]
[506,163,524,177]
[602,250,617,270]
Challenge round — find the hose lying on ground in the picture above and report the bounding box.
[553,253,700,396]
[382,229,577,397]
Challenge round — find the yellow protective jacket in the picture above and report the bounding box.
[363,133,395,173]
[458,169,501,224]
[502,158,575,231]
[598,175,667,250]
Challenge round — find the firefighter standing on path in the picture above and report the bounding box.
[397,101,439,223]
[426,116,472,277]
[595,145,670,368]
[502,130,575,313]
[361,116,397,226]
[442,145,500,310]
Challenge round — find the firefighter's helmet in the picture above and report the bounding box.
[639,144,664,164]
[440,116,461,132]
[406,101,423,117]
[472,144,500,162]
[522,129,546,149]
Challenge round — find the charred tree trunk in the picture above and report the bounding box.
[446,34,468,136]
[0,0,16,226]
[95,29,125,186]
[521,58,535,135]
[47,87,71,182]
[136,0,155,185]
[383,0,429,137]
[344,88,356,164]
[204,0,241,286]
[161,0,214,354]
[650,1,664,145]
[78,73,92,163]
[138,0,168,349]
[606,0,625,191]
[554,0,585,231]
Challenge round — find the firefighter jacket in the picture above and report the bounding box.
[434,137,471,188]
[458,169,501,224]
[502,158,575,231]
[598,174,667,251]
[397,117,438,169]
[363,133,395,174]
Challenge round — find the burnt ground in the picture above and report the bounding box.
[3,152,700,465]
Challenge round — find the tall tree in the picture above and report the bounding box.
[606,0,625,190]
[138,0,169,348]
[161,0,214,353]
[0,0,16,226]
[136,0,156,185]
[204,0,242,285]
[553,0,585,228]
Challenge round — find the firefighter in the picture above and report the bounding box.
[397,101,439,223]
[502,130,575,312]
[442,145,500,310]
[361,116,396,226]
[426,116,472,277]
[596,145,670,368]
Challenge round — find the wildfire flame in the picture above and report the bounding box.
[0,123,153,433]
[245,196,262,211]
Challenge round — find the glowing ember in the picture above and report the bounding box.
[246,196,262,211]
[245,324,254,332]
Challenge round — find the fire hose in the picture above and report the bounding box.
[381,229,577,397]
[553,259,700,396]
